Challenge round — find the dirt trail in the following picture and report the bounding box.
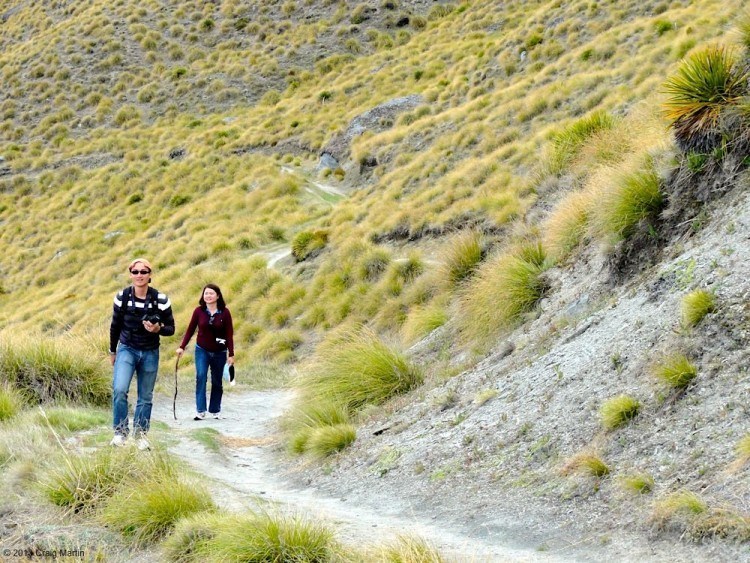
[155,390,567,562]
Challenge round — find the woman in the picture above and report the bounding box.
[176,284,235,420]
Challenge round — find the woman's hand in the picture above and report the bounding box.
[227,356,235,366]
[176,347,184,357]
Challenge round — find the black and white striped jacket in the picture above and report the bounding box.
[109,286,175,353]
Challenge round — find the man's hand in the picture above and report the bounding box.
[109,353,116,366]
[143,320,161,333]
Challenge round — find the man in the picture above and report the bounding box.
[109,258,175,449]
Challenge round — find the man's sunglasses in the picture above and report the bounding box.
[130,269,151,275]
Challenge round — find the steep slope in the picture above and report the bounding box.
[2,0,750,558]
[294,175,750,558]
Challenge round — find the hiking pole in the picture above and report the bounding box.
[173,356,180,420]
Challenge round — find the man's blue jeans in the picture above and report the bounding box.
[112,344,159,436]
[194,345,226,414]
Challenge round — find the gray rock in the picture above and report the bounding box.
[322,94,424,161]
[318,153,339,170]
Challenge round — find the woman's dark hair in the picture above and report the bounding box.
[199,283,226,310]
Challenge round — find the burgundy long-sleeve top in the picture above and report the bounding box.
[179,307,234,357]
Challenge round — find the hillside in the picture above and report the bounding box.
[2,0,750,559]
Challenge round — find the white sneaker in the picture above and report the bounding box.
[136,436,150,451]
[110,434,126,447]
[194,412,206,421]
[212,412,221,419]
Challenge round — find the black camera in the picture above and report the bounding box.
[142,313,161,324]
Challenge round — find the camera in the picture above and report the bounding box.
[142,313,161,324]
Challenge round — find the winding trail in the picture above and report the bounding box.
[156,390,567,562]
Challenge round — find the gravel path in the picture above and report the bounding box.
[155,390,566,562]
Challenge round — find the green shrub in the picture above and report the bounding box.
[113,105,140,126]
[652,353,698,389]
[600,394,640,430]
[102,474,215,546]
[358,247,391,281]
[654,490,708,520]
[301,329,422,413]
[391,253,425,283]
[164,511,337,562]
[681,289,715,327]
[285,400,350,455]
[620,473,654,494]
[291,230,328,262]
[0,384,24,421]
[662,45,748,151]
[376,534,445,562]
[305,423,357,457]
[401,303,448,344]
[564,453,610,477]
[593,157,664,242]
[44,447,139,514]
[654,19,674,36]
[545,110,617,175]
[0,337,110,406]
[439,230,483,286]
[458,244,549,344]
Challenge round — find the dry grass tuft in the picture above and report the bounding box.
[562,451,610,478]
[651,353,698,389]
[680,289,715,328]
[599,394,640,430]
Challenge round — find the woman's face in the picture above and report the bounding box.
[203,288,218,304]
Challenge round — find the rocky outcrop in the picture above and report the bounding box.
[321,94,424,165]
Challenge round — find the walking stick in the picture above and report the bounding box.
[173,356,180,420]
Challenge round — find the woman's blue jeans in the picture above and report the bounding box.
[195,345,226,414]
[112,344,159,436]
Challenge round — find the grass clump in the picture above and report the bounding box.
[34,406,108,432]
[190,427,222,454]
[563,452,610,478]
[44,447,139,514]
[653,490,708,522]
[0,336,110,406]
[651,353,698,389]
[545,110,618,176]
[653,491,750,540]
[458,241,549,345]
[734,434,750,467]
[305,423,357,457]
[291,230,328,262]
[662,45,748,152]
[438,230,484,286]
[681,289,715,327]
[592,157,664,243]
[543,188,596,262]
[600,394,640,430]
[620,473,654,494]
[301,329,422,413]
[374,534,445,562]
[101,472,215,546]
[400,302,448,345]
[286,400,351,455]
[163,510,337,562]
[0,384,24,421]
